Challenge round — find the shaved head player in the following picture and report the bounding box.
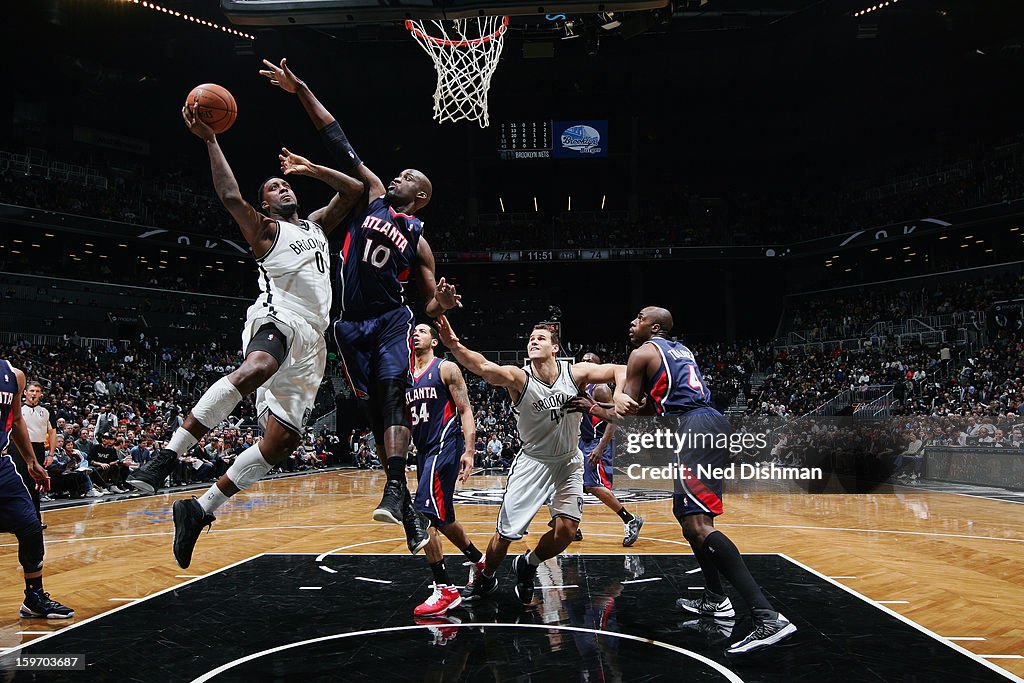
[602,306,797,655]
[261,59,462,555]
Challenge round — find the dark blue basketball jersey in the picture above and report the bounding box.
[579,383,608,442]
[0,359,18,453]
[643,337,714,415]
[338,196,423,319]
[406,357,462,456]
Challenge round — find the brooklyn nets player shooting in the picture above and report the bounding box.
[129,102,362,569]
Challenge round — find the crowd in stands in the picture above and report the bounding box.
[6,336,340,500]
[783,274,1024,342]
[753,328,1024,421]
[4,134,1024,251]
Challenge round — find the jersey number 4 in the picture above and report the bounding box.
[411,403,430,426]
[687,365,706,396]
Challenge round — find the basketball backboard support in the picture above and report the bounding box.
[220,0,669,25]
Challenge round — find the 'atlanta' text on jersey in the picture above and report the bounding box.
[407,358,461,456]
[338,197,423,319]
[0,360,18,453]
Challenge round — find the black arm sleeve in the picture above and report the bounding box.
[318,121,362,172]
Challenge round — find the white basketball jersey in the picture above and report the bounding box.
[513,360,582,462]
[250,219,331,333]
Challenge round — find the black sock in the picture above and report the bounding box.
[616,507,635,523]
[25,576,42,592]
[430,560,451,586]
[462,542,483,564]
[702,530,775,615]
[691,542,725,596]
[386,457,406,482]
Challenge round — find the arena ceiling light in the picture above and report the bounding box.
[853,0,899,18]
[128,0,255,41]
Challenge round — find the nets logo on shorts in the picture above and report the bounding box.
[452,487,672,506]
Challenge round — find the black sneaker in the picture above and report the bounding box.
[372,479,405,524]
[127,448,178,494]
[464,560,487,593]
[623,516,644,547]
[512,554,538,604]
[726,613,797,655]
[20,589,74,619]
[460,570,498,602]
[677,591,736,618]
[172,497,215,569]
[402,490,430,555]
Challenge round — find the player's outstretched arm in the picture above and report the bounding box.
[615,346,657,415]
[435,315,526,391]
[572,362,625,389]
[10,368,50,493]
[415,238,463,318]
[259,58,386,198]
[278,147,363,234]
[442,362,478,482]
[182,104,275,258]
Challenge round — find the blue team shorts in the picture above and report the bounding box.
[331,306,414,399]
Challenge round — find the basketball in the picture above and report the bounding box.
[184,83,237,134]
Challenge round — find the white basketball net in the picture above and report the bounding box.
[405,16,509,128]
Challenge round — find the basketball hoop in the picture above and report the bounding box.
[405,16,509,128]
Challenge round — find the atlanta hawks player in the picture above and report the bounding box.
[611,306,796,655]
[578,352,643,547]
[435,316,624,605]
[260,58,461,555]
[130,103,360,569]
[406,324,483,617]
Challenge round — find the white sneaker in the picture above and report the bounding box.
[86,489,104,498]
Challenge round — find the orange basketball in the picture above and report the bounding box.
[185,83,237,134]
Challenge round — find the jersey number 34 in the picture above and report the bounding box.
[411,403,430,426]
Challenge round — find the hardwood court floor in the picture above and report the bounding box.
[1,470,1022,678]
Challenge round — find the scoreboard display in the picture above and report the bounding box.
[498,121,553,159]
[498,119,608,159]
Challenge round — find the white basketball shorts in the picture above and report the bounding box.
[496,451,584,540]
[241,309,326,435]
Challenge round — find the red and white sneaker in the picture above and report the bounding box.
[414,584,463,616]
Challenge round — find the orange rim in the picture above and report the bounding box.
[405,16,509,47]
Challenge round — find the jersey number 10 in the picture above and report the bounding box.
[362,242,391,269]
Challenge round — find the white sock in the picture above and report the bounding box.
[525,549,543,567]
[167,428,198,456]
[190,377,243,433]
[197,484,230,514]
